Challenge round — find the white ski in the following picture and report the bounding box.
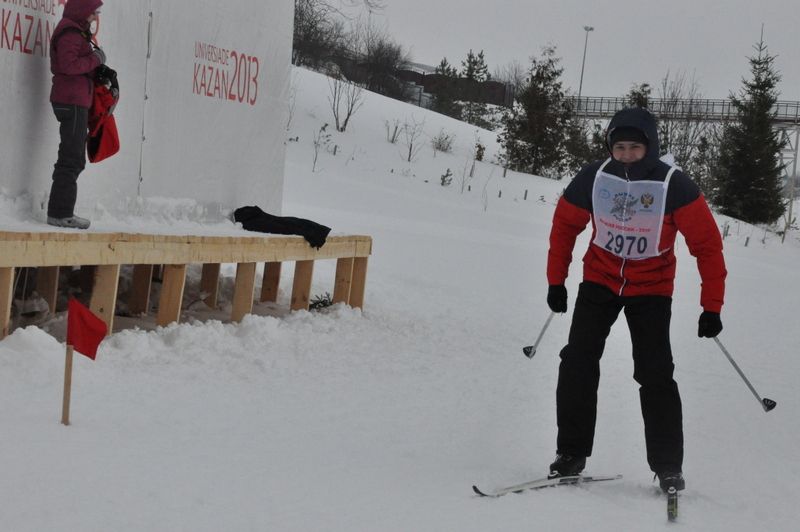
[473,473,623,498]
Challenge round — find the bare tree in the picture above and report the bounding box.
[460,158,472,193]
[312,123,331,172]
[385,118,401,143]
[298,0,384,20]
[347,17,411,99]
[341,0,384,12]
[402,116,425,163]
[328,76,364,132]
[293,0,347,67]
[657,70,710,175]
[493,60,527,96]
[317,0,385,15]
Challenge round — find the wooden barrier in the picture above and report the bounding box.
[0,231,372,340]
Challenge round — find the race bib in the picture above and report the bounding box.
[591,160,675,259]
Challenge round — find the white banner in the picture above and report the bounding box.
[0,0,292,220]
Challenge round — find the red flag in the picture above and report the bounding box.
[67,299,107,360]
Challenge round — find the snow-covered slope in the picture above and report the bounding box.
[1,66,798,531]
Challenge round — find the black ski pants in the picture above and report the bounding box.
[556,281,683,474]
[48,103,89,218]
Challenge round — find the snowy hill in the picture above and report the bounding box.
[1,66,799,531]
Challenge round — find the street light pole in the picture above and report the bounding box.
[578,25,594,101]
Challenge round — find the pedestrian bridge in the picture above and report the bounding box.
[570,97,800,124]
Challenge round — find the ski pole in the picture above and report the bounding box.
[523,312,555,359]
[713,337,777,412]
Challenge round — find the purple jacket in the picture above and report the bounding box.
[50,0,104,108]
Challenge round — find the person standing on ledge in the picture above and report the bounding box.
[545,107,727,494]
[47,0,107,229]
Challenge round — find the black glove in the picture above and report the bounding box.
[698,311,723,338]
[547,285,568,313]
[93,47,106,65]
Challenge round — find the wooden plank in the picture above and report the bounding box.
[200,263,221,308]
[231,262,257,323]
[349,257,368,309]
[260,262,281,303]
[332,257,354,304]
[89,264,120,335]
[0,267,14,340]
[156,264,187,327]
[290,260,314,311]
[0,233,372,267]
[0,230,373,325]
[36,266,60,314]
[128,265,153,315]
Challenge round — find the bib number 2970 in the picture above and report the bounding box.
[605,231,648,256]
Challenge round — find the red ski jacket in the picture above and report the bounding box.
[547,108,726,312]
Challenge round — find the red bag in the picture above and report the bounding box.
[87,83,120,163]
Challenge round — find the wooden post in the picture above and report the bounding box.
[0,267,14,340]
[260,262,282,303]
[90,264,120,335]
[36,266,60,314]
[156,264,187,327]
[231,262,256,322]
[290,260,314,311]
[200,263,221,308]
[349,257,368,309]
[61,345,74,426]
[128,265,153,315]
[332,257,354,305]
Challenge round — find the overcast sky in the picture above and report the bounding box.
[370,0,800,101]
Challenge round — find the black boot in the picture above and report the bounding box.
[656,471,685,492]
[548,454,586,478]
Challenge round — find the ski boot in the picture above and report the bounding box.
[548,454,586,479]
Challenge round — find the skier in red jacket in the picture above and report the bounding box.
[545,107,727,493]
[47,0,106,229]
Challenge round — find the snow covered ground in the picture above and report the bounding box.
[1,66,799,531]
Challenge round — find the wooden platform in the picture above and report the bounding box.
[0,231,372,340]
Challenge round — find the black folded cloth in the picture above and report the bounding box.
[233,206,331,249]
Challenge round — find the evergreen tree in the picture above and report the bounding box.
[461,49,489,82]
[498,46,574,178]
[625,82,652,108]
[711,37,785,225]
[461,50,491,129]
[564,120,608,172]
[435,57,458,78]
[431,57,462,119]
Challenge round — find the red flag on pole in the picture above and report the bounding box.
[67,298,107,360]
